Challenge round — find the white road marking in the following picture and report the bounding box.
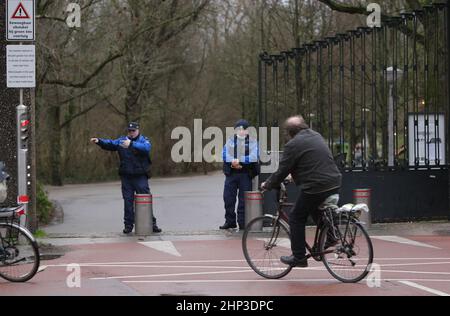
[380,261,450,268]
[381,269,450,276]
[256,238,290,249]
[138,241,181,257]
[399,281,450,296]
[372,236,440,249]
[41,258,450,267]
[122,278,450,284]
[90,266,328,280]
[90,269,254,280]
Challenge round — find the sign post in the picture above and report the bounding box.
[4,0,36,230]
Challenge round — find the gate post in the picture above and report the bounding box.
[447,0,450,220]
[353,189,372,228]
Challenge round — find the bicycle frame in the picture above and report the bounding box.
[265,183,351,260]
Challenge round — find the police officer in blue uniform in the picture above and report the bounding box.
[220,120,260,230]
[91,122,162,234]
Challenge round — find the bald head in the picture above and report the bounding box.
[284,115,309,138]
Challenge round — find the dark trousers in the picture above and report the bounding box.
[121,175,157,228]
[223,172,253,226]
[290,188,340,258]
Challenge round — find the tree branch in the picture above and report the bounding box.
[316,0,425,45]
[42,52,123,88]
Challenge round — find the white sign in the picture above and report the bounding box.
[408,114,446,167]
[7,45,36,88]
[6,0,35,41]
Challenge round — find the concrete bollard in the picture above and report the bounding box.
[135,194,153,236]
[353,189,372,228]
[245,191,263,230]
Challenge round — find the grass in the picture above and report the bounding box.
[33,229,47,239]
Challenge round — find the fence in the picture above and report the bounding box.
[258,3,449,172]
[258,2,450,222]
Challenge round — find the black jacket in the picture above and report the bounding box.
[265,129,342,194]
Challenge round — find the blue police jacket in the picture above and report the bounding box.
[223,136,260,177]
[97,135,152,176]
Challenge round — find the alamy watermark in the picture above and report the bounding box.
[66,264,81,288]
[66,3,81,28]
[366,263,382,288]
[367,3,382,28]
[171,119,280,173]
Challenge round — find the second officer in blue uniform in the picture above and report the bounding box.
[91,122,161,234]
[220,120,260,230]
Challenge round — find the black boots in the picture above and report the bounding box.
[280,255,308,268]
[123,226,133,234]
[123,225,162,234]
[219,222,237,230]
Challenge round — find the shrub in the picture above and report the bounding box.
[36,182,53,225]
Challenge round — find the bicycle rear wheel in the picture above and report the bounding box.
[242,216,292,279]
[319,220,373,283]
[0,223,40,282]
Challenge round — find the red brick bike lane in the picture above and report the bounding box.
[1,235,450,296]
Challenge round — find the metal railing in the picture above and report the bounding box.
[258,2,450,172]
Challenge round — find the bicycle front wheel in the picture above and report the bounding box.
[320,220,373,283]
[0,223,40,282]
[242,216,293,279]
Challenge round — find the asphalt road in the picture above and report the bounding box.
[44,172,227,236]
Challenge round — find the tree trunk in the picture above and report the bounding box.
[49,104,63,186]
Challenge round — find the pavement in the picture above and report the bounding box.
[2,232,450,296]
[1,172,449,297]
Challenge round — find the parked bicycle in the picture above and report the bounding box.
[242,181,374,283]
[0,162,40,283]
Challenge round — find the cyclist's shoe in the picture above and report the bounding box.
[280,255,308,268]
[0,247,5,258]
[153,225,162,233]
[220,222,237,230]
[238,223,245,231]
[123,226,134,234]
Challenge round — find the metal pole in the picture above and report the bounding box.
[17,38,29,228]
[16,103,28,228]
[388,82,394,167]
[447,0,450,218]
[258,55,263,130]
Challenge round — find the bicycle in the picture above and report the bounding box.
[0,205,40,282]
[242,181,374,283]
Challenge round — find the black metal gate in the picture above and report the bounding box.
[258,2,450,222]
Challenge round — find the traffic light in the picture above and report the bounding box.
[19,113,30,151]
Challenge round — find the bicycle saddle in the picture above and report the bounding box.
[318,194,340,211]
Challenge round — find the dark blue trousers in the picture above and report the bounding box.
[121,175,156,228]
[223,173,252,226]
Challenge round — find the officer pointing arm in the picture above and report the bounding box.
[90,122,161,234]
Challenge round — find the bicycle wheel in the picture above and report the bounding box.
[242,216,293,279]
[0,223,40,282]
[319,219,373,283]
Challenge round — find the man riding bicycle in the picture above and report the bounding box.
[261,116,342,268]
